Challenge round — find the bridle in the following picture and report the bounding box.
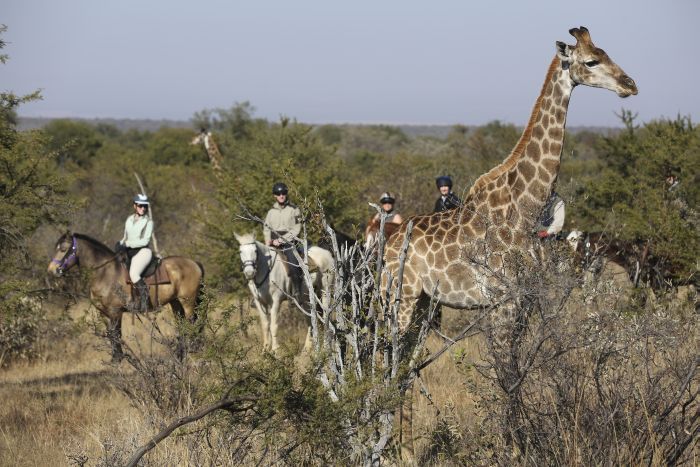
[241,241,274,288]
[51,235,78,275]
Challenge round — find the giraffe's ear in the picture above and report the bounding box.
[556,41,573,60]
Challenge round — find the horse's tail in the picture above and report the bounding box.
[195,261,205,310]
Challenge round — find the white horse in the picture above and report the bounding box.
[234,232,334,351]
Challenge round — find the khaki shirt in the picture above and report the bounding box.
[264,202,302,244]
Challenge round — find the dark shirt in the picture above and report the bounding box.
[434,192,462,212]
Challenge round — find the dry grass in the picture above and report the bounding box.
[2,287,697,466]
[0,295,484,465]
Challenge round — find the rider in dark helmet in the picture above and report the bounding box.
[264,182,304,301]
[535,191,566,240]
[433,175,462,212]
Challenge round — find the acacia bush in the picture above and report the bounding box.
[439,242,700,465]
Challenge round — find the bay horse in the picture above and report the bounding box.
[47,231,204,361]
[566,230,645,287]
[364,216,401,250]
[234,232,334,351]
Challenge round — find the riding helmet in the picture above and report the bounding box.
[436,175,453,188]
[379,192,395,204]
[133,193,149,205]
[272,182,289,195]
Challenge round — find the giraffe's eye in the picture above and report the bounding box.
[584,60,600,68]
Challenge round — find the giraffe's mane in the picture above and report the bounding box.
[466,56,560,200]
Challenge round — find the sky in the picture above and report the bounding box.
[3,0,699,127]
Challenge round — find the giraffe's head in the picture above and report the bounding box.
[191,128,210,146]
[556,26,637,98]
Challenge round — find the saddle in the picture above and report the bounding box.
[274,246,319,276]
[122,256,171,286]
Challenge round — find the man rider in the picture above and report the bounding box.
[264,182,304,301]
[535,191,566,239]
[433,175,462,212]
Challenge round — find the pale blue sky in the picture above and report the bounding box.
[3,0,698,127]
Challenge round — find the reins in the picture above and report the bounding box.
[244,242,275,288]
[53,234,121,274]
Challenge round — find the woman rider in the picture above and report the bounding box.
[372,192,404,225]
[117,193,154,311]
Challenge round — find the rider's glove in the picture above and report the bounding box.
[537,231,550,239]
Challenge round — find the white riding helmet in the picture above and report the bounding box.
[133,193,149,205]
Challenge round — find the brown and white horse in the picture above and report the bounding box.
[48,231,204,361]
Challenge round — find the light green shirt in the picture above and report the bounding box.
[121,214,154,248]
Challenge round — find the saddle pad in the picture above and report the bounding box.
[124,260,171,286]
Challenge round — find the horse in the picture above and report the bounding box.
[317,225,357,254]
[234,232,334,351]
[363,216,401,250]
[47,231,204,362]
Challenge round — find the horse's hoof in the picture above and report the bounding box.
[111,354,124,364]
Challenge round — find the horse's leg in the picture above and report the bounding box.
[170,300,188,361]
[269,296,281,352]
[106,313,123,363]
[258,307,271,350]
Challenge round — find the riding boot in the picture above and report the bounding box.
[292,272,304,303]
[135,279,149,312]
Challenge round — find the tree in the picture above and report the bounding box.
[0,25,75,363]
[573,111,699,286]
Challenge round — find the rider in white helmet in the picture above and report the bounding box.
[116,193,154,311]
[372,192,404,225]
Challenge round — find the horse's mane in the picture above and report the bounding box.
[237,232,256,245]
[73,232,114,255]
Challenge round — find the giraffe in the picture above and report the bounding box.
[191,128,224,171]
[382,26,637,458]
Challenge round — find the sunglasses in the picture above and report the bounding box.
[135,204,148,208]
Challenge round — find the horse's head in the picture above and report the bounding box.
[48,230,78,276]
[566,230,584,253]
[234,232,259,280]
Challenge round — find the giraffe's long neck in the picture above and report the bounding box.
[204,134,223,171]
[466,56,573,233]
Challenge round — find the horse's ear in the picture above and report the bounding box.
[65,229,72,237]
[233,232,242,243]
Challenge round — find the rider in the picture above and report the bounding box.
[373,192,404,225]
[117,193,154,312]
[264,182,304,301]
[433,175,462,212]
[535,191,566,240]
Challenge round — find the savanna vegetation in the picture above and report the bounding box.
[1,25,698,465]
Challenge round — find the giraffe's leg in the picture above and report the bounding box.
[395,294,423,463]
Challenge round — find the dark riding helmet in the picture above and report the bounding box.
[272,182,289,195]
[379,192,395,204]
[436,175,453,189]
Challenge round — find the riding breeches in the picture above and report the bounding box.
[129,248,152,283]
